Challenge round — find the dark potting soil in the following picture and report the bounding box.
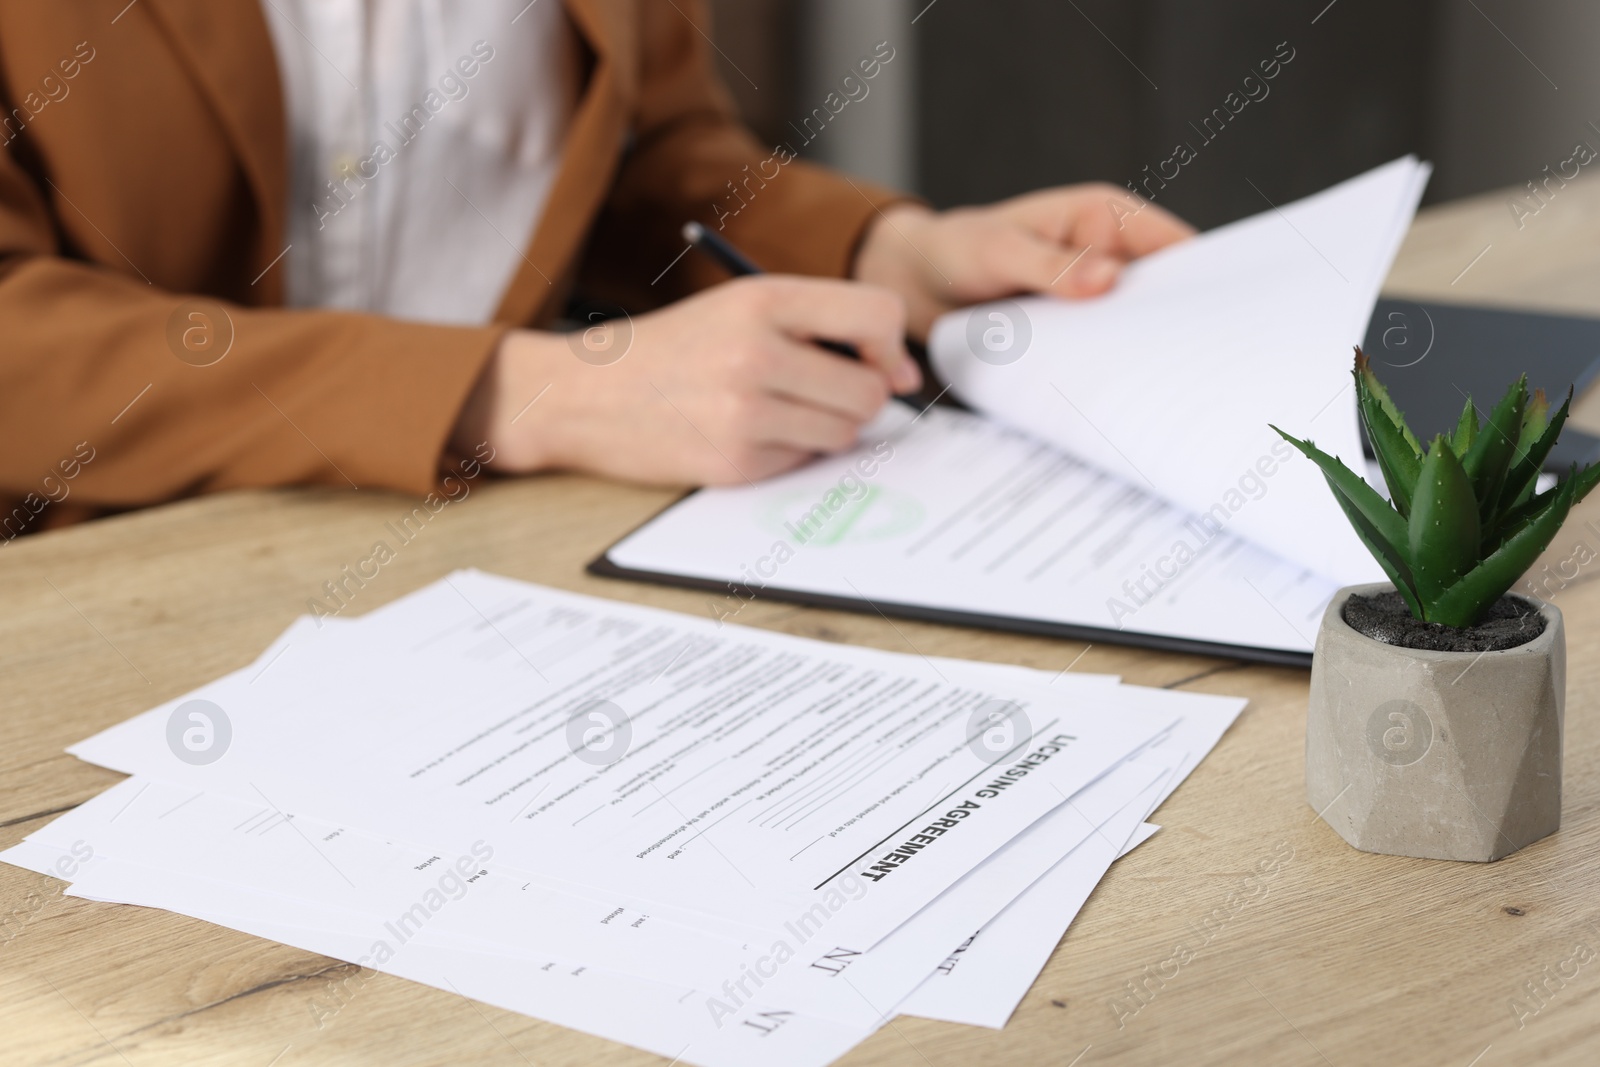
[1341,591,1546,652]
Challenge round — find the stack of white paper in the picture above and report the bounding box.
[5,570,1244,1065]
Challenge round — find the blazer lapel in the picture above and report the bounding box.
[493,0,636,326]
[144,0,288,304]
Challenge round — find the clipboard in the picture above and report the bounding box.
[588,300,1600,671]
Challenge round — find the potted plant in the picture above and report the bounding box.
[1273,351,1600,861]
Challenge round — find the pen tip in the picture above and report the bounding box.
[682,221,704,244]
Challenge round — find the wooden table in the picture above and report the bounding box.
[7,178,1600,1066]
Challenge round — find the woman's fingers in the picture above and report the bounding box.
[744,276,921,394]
[761,337,894,422]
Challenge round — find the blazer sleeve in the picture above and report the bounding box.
[0,147,505,530]
[577,0,914,310]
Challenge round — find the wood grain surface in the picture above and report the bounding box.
[5,177,1600,1065]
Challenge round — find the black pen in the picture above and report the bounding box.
[681,221,921,402]
[682,221,764,277]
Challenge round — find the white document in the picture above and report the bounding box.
[729,751,1177,1024]
[19,738,1173,1030]
[0,840,884,1067]
[899,768,1162,1027]
[23,658,1237,1035]
[0,768,1157,1062]
[68,570,1176,954]
[1123,821,1160,857]
[12,572,1251,1061]
[901,795,1168,1029]
[929,156,1430,584]
[897,675,1245,1027]
[605,404,1337,657]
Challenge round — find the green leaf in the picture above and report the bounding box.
[1288,360,1599,627]
[1429,471,1579,627]
[1272,425,1409,549]
[1323,477,1427,619]
[1460,377,1526,521]
[1447,397,1476,458]
[1354,349,1423,455]
[1485,482,1558,552]
[1355,362,1422,517]
[1407,438,1480,615]
[1271,424,1421,612]
[1572,460,1600,504]
[1521,388,1551,444]
[1496,388,1570,517]
[1488,459,1600,551]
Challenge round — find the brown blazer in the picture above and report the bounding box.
[0,0,899,534]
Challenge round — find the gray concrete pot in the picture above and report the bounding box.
[1306,582,1565,862]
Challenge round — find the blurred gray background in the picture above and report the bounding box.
[705,0,1600,228]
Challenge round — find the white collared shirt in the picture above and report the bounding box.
[262,0,573,325]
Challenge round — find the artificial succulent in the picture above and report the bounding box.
[1273,349,1600,627]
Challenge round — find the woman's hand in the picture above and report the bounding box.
[852,183,1196,338]
[452,275,919,485]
